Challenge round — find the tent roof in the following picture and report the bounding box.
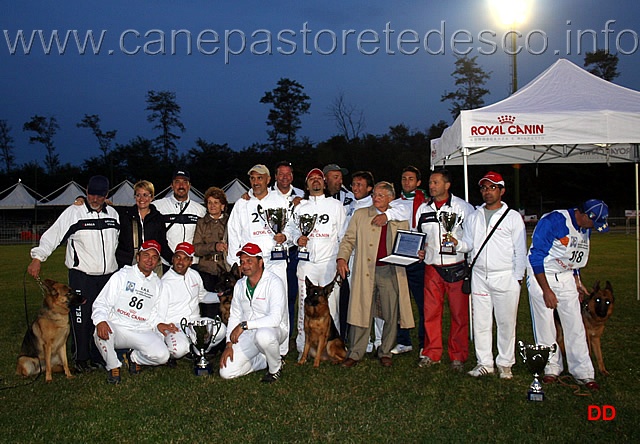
[109,180,136,206]
[432,59,640,166]
[222,178,249,204]
[0,181,42,209]
[38,181,86,206]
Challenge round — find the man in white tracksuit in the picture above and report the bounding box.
[92,240,169,384]
[527,199,609,391]
[454,172,526,379]
[159,242,226,362]
[226,164,291,289]
[219,243,289,383]
[286,168,346,354]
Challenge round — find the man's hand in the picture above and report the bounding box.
[336,258,349,280]
[274,233,286,244]
[157,322,179,335]
[241,192,250,201]
[292,196,302,207]
[96,321,112,340]
[297,235,308,248]
[220,343,234,368]
[542,288,558,310]
[371,214,388,227]
[417,249,425,262]
[27,258,41,279]
[229,324,244,343]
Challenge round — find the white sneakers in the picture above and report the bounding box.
[467,364,513,379]
[390,344,413,355]
[497,365,513,380]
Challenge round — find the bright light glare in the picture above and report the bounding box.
[491,0,529,26]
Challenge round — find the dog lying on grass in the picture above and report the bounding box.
[297,276,347,367]
[16,279,85,382]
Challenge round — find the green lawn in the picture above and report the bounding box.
[1,235,638,442]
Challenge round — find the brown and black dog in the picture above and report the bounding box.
[297,275,347,367]
[16,279,85,382]
[555,280,615,375]
[200,263,241,326]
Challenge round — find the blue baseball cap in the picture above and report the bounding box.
[583,199,609,233]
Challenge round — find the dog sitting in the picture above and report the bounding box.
[555,280,614,375]
[297,276,347,367]
[199,263,241,325]
[16,279,85,382]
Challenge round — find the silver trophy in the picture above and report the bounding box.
[518,341,557,401]
[295,213,318,261]
[180,317,222,376]
[437,209,463,255]
[257,204,293,260]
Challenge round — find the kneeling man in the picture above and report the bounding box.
[219,243,288,383]
[92,240,169,384]
[159,242,226,364]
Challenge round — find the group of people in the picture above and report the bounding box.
[27,162,609,391]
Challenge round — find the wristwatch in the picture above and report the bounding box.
[240,321,248,330]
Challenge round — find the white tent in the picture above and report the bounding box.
[38,181,86,206]
[109,180,136,206]
[431,58,640,299]
[222,178,250,204]
[0,181,42,209]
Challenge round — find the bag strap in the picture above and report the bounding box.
[165,200,190,232]
[469,207,512,270]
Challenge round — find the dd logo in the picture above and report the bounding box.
[588,405,616,421]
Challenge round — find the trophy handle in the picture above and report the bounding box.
[517,340,526,362]
[180,317,189,335]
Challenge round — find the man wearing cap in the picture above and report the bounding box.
[219,243,288,383]
[452,172,526,379]
[526,198,609,391]
[158,242,227,364]
[323,164,354,207]
[226,164,291,286]
[27,175,120,373]
[286,168,346,355]
[154,169,206,269]
[92,240,169,384]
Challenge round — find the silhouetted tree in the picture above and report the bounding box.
[328,92,365,141]
[0,120,15,173]
[23,115,60,173]
[76,114,117,162]
[584,49,620,81]
[145,90,185,162]
[441,55,491,120]
[260,78,311,151]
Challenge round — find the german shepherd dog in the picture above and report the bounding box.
[199,263,241,326]
[297,275,347,367]
[555,281,615,375]
[16,279,85,382]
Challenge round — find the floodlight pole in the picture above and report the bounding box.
[511,27,521,211]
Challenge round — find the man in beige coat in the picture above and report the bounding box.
[337,182,415,367]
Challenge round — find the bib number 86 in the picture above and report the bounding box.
[129,296,144,310]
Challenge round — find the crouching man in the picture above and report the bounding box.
[159,241,227,366]
[92,240,170,384]
[219,243,289,383]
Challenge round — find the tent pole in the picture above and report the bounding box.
[463,149,473,341]
[636,162,639,301]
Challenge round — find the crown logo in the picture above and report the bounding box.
[497,115,516,125]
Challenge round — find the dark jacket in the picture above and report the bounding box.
[116,204,170,268]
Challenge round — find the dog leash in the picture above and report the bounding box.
[557,375,593,397]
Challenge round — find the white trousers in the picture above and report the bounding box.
[219,327,287,379]
[94,321,169,370]
[527,268,594,380]
[295,260,339,354]
[164,321,227,359]
[470,271,521,368]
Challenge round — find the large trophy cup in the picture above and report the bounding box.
[257,204,292,260]
[295,213,318,261]
[518,341,557,401]
[180,317,222,376]
[437,209,463,255]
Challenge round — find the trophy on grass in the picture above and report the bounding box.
[180,317,222,376]
[257,204,293,260]
[518,341,557,401]
[437,209,463,255]
[295,213,318,261]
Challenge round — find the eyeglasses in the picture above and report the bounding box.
[479,185,500,192]
[134,193,152,199]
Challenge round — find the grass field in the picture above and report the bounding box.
[1,235,639,443]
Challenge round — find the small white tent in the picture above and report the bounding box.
[222,178,250,204]
[38,181,86,206]
[431,58,640,299]
[109,180,136,206]
[0,181,42,209]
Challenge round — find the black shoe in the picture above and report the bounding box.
[75,360,99,373]
[126,351,142,375]
[166,358,178,369]
[107,367,121,384]
[260,368,282,383]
